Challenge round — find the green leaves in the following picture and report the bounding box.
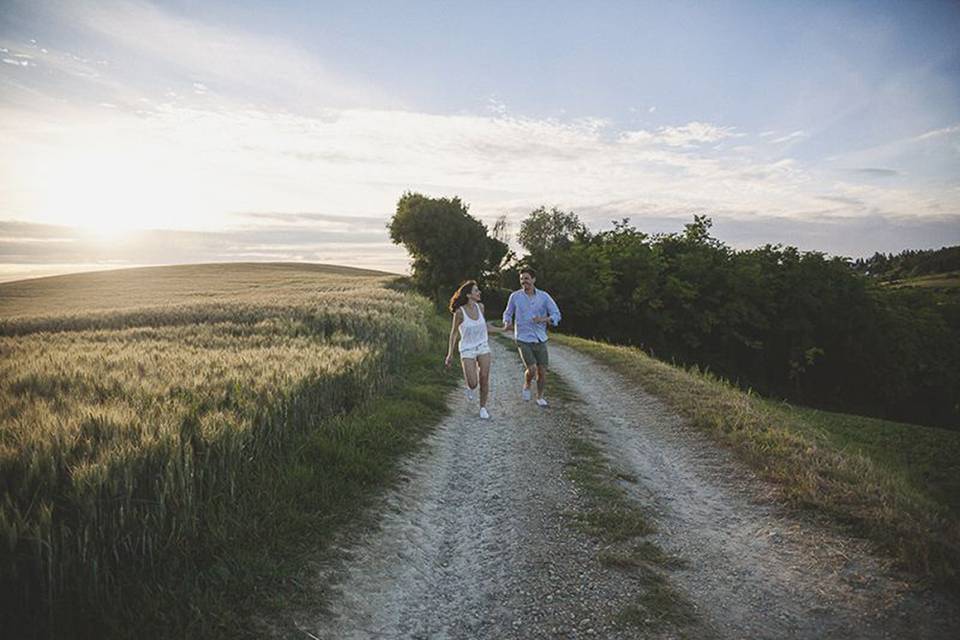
[388,192,508,301]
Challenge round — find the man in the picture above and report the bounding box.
[501,267,561,407]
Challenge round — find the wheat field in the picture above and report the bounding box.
[0,263,433,631]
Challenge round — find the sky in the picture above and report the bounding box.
[1,0,959,281]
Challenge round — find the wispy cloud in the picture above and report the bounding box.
[769,130,809,144]
[914,124,960,142]
[848,168,901,177]
[621,121,740,148]
[1,0,385,110]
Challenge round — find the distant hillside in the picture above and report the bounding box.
[0,261,397,318]
[853,245,960,284]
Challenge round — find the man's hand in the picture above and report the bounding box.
[502,322,513,332]
[444,354,452,368]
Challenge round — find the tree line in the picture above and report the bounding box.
[852,245,960,281]
[389,193,960,429]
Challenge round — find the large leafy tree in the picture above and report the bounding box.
[388,192,508,303]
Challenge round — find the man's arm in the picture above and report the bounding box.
[502,292,516,330]
[545,292,561,327]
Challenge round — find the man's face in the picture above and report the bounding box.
[519,272,535,291]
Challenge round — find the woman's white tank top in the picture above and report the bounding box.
[458,303,488,352]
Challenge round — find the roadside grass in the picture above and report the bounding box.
[0,264,455,638]
[540,367,696,634]
[552,333,960,590]
[133,318,454,639]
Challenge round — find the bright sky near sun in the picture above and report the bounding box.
[1,0,959,279]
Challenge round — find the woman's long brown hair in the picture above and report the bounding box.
[448,280,478,314]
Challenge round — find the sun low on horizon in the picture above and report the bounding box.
[1,0,959,283]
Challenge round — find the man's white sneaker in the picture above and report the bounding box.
[536,398,548,407]
[479,407,490,420]
[521,388,532,402]
[465,387,475,401]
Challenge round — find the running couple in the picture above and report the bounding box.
[444,268,562,420]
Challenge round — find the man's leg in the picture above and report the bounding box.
[517,341,537,400]
[524,366,535,389]
[534,342,550,404]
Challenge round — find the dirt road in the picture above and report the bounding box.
[275,338,958,639]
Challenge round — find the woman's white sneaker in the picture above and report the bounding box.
[536,398,548,407]
[479,407,490,419]
[521,388,532,401]
[465,387,476,401]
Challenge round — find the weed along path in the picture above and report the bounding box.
[279,338,958,639]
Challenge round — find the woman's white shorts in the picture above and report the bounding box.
[459,341,491,360]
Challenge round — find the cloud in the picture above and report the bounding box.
[4,99,955,245]
[823,122,960,178]
[848,168,901,177]
[1,0,384,111]
[817,194,864,206]
[914,124,960,142]
[621,121,740,148]
[769,130,808,144]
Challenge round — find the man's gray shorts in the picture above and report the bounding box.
[517,340,549,368]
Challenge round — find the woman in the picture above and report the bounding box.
[445,280,492,420]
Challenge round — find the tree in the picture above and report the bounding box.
[517,206,589,260]
[388,192,508,303]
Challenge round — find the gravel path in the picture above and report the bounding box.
[286,337,650,639]
[273,337,959,639]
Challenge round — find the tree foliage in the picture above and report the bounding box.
[388,192,508,304]
[853,245,960,280]
[517,206,589,260]
[518,208,960,429]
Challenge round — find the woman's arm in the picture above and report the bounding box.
[445,309,462,367]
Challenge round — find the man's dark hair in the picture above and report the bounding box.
[519,267,537,278]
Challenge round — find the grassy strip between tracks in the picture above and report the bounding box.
[541,368,698,634]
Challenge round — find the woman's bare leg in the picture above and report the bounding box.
[477,353,491,408]
[461,357,479,392]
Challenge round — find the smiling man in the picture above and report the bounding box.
[502,267,562,407]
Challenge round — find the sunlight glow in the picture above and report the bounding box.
[33,145,210,235]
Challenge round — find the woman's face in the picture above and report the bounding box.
[469,285,481,301]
